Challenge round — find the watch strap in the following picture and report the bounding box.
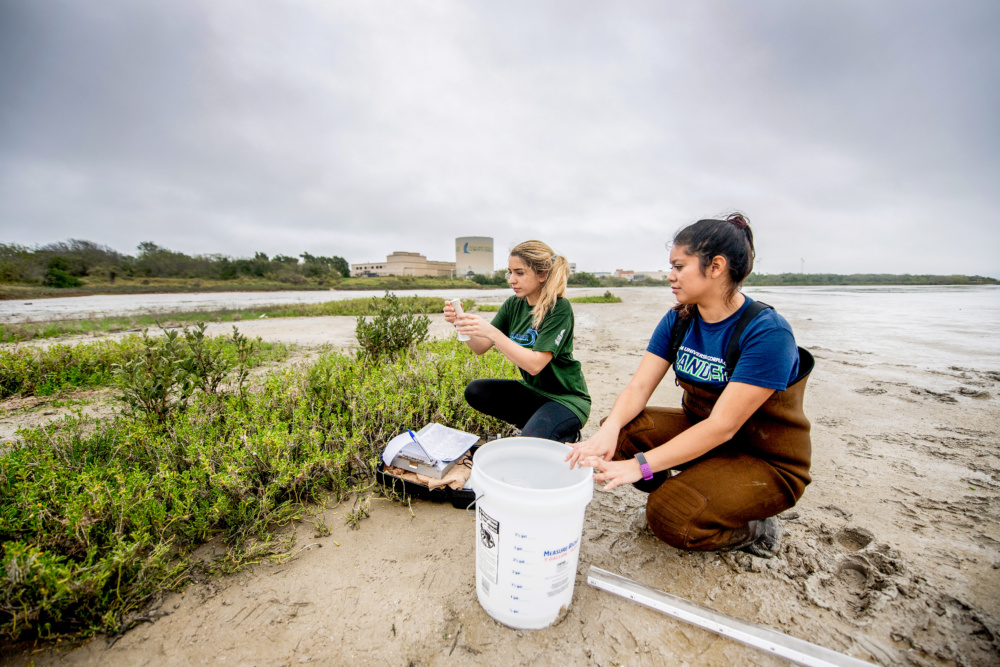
[634,452,654,481]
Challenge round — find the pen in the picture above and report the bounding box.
[407,429,437,465]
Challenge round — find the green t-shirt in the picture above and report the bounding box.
[491,295,591,427]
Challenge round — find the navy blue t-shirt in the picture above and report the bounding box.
[646,297,800,391]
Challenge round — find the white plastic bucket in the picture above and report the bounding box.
[470,437,594,629]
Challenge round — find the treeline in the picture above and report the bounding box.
[744,273,998,286]
[0,240,350,287]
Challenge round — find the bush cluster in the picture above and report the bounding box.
[113,324,264,423]
[0,332,518,643]
[354,292,430,361]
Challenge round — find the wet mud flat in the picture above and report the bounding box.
[4,288,999,665]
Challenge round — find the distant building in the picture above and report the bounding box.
[351,251,456,278]
[613,269,668,281]
[614,269,635,281]
[456,236,494,277]
[568,262,576,275]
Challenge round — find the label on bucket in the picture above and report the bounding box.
[478,507,500,585]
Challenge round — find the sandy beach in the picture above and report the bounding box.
[3,287,999,666]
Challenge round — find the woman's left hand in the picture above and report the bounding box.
[583,456,642,491]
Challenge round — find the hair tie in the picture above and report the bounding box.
[551,253,560,260]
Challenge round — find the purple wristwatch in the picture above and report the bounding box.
[634,452,654,481]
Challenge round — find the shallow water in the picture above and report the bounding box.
[743,285,1000,372]
[0,288,510,323]
[3,285,998,372]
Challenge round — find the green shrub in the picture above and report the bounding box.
[181,323,241,395]
[113,329,195,424]
[42,267,83,288]
[113,324,266,423]
[354,292,430,361]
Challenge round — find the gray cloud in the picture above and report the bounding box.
[1,0,998,276]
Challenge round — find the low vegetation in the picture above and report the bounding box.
[569,290,622,304]
[0,327,288,399]
[0,297,519,644]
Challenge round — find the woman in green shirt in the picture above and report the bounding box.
[443,240,591,443]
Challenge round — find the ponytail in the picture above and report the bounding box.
[509,240,569,331]
[725,213,755,265]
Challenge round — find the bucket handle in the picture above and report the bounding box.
[466,493,484,513]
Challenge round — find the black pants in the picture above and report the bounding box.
[464,379,582,443]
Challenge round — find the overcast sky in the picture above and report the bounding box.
[1,0,998,276]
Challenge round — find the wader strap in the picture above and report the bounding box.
[666,309,694,366]
[723,301,772,379]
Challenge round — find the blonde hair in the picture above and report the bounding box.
[509,240,569,331]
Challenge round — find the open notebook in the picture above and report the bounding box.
[381,423,480,479]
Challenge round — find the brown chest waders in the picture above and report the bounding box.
[612,303,814,552]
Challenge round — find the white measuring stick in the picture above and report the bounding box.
[587,566,872,667]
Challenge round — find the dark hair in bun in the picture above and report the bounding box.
[672,212,755,305]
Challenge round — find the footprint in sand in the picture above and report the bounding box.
[835,526,874,552]
[800,525,909,623]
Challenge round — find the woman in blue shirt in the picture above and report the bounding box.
[566,213,813,558]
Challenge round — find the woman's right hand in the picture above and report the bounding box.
[443,300,457,324]
[565,427,618,469]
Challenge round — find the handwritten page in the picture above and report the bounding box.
[380,423,479,468]
[416,423,479,460]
